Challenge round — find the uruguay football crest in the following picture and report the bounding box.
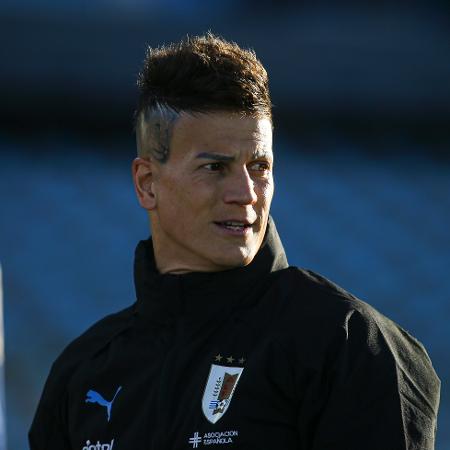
[202,358,244,424]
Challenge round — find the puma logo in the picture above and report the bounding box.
[85,386,122,422]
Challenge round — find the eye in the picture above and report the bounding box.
[203,162,225,172]
[249,161,271,173]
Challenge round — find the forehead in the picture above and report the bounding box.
[170,112,273,160]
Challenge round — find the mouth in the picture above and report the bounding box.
[213,220,254,233]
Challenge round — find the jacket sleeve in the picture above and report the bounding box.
[28,360,72,450]
[297,308,441,450]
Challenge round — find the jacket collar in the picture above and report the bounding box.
[133,216,288,323]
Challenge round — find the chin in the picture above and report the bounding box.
[212,246,257,270]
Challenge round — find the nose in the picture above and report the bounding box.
[223,168,258,205]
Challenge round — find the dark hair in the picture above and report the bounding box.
[136,32,272,120]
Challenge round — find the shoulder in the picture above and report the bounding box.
[277,269,441,448]
[274,266,370,324]
[274,267,439,380]
[30,304,137,446]
[60,303,135,356]
[277,266,421,344]
[278,266,418,338]
[43,304,136,400]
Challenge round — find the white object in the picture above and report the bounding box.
[0,265,7,450]
[201,363,244,424]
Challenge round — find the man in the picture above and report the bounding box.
[30,33,440,450]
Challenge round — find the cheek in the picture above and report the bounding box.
[159,175,213,216]
[156,176,189,219]
[159,171,188,200]
[258,180,274,209]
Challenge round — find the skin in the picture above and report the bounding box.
[132,111,274,274]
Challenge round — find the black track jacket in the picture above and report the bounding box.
[29,217,440,450]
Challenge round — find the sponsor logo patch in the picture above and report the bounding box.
[188,430,239,448]
[82,439,115,450]
[85,386,122,422]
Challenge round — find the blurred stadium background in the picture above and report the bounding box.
[0,1,449,449]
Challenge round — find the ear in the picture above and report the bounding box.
[132,157,158,210]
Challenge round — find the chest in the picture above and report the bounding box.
[67,317,300,450]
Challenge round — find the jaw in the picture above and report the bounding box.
[149,208,270,273]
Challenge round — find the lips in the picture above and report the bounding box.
[214,220,254,231]
[217,221,249,230]
[214,218,256,235]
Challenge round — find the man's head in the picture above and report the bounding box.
[132,33,274,273]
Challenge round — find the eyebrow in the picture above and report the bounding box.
[195,152,235,162]
[195,150,272,161]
